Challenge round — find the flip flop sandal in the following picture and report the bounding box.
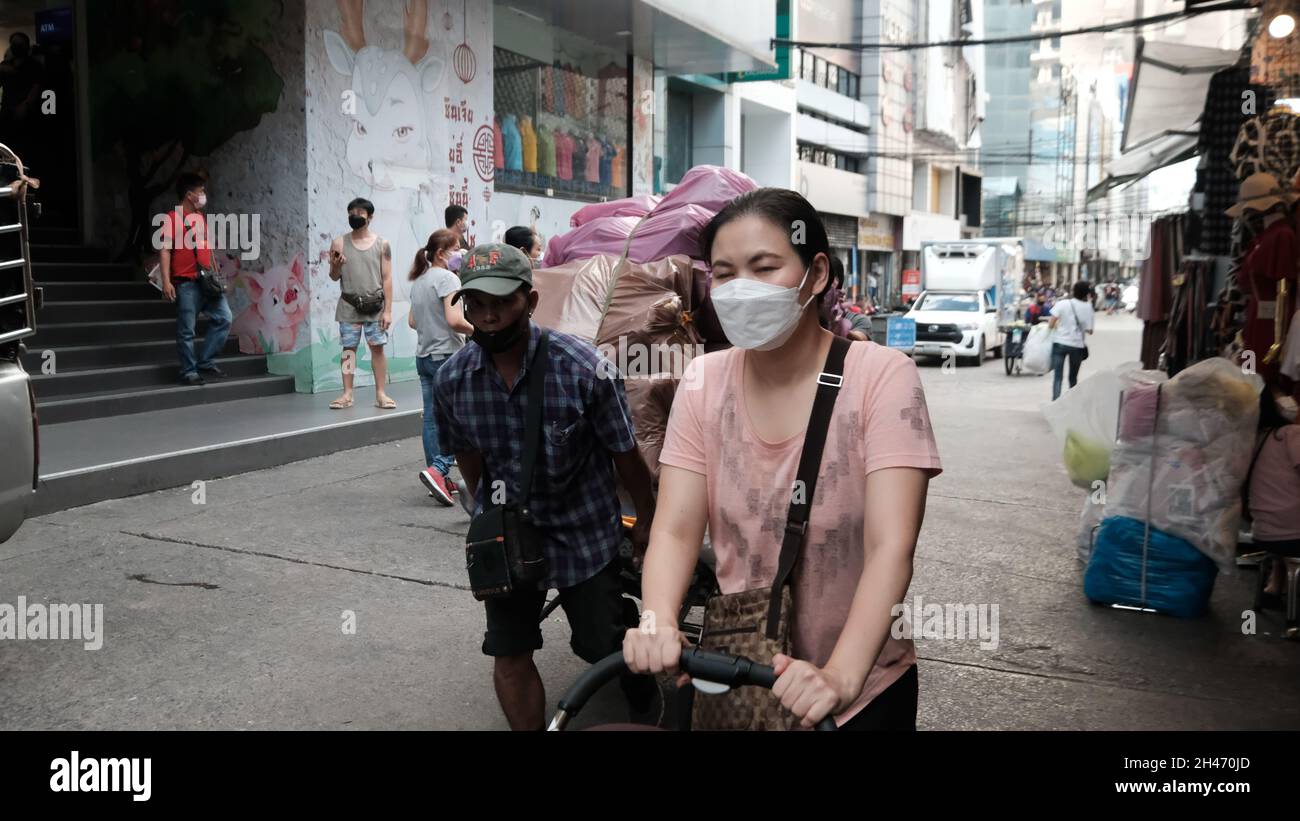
[375,397,397,409]
[329,397,354,409]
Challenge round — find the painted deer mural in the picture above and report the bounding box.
[324,0,447,357]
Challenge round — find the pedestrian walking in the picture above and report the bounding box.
[159,172,232,386]
[1048,280,1095,401]
[409,229,474,505]
[434,243,660,730]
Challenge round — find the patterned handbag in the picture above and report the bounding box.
[690,336,850,731]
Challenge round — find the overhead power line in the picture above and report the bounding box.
[772,1,1253,52]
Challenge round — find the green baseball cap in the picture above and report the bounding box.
[451,243,533,303]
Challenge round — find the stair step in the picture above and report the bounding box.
[21,337,239,371]
[32,260,141,282]
[28,227,81,245]
[39,299,174,323]
[29,245,111,264]
[36,281,157,301]
[36,374,297,424]
[31,317,208,346]
[30,354,267,398]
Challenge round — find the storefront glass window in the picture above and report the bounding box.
[493,18,629,201]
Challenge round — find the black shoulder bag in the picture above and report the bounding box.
[465,331,552,600]
[691,335,852,731]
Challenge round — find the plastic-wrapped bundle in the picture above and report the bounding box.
[542,216,642,268]
[1104,357,1262,571]
[654,165,758,215]
[569,195,662,228]
[1083,516,1218,617]
[530,254,620,340]
[544,165,759,266]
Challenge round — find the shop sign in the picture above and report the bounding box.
[857,215,896,251]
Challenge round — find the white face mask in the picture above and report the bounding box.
[193,193,207,209]
[710,266,815,351]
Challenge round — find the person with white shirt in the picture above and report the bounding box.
[1047,281,1095,401]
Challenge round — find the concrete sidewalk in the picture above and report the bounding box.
[2,312,1297,730]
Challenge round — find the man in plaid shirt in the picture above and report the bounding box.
[434,243,658,729]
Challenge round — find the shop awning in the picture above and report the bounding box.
[495,0,777,75]
[1087,133,1200,202]
[1088,37,1239,202]
[1120,38,1239,153]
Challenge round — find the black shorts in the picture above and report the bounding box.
[482,558,637,661]
[838,665,919,731]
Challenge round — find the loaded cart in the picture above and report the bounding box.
[999,320,1030,375]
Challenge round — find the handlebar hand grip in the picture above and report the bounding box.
[680,647,837,731]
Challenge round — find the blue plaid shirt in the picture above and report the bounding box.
[434,322,636,589]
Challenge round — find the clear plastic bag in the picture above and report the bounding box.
[1041,369,1120,488]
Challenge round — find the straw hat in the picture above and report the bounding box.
[1225,172,1297,218]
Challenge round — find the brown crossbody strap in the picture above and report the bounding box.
[765,334,852,639]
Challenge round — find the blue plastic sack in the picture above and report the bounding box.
[1083,516,1218,618]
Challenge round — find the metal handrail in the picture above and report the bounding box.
[0,141,36,345]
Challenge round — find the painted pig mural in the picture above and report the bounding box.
[232,254,309,354]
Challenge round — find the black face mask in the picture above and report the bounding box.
[471,314,529,354]
[348,215,367,230]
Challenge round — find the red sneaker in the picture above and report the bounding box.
[419,468,455,506]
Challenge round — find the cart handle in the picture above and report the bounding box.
[547,647,838,731]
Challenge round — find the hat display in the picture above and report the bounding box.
[1225,172,1297,218]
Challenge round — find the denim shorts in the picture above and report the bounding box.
[338,321,388,349]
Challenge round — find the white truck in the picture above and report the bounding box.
[904,238,1024,366]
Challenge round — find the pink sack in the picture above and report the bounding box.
[543,215,642,267]
[653,165,758,216]
[624,204,715,263]
[570,195,663,228]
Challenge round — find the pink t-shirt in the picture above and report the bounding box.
[1250,425,1300,542]
[659,341,943,724]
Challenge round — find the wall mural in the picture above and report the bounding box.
[487,191,585,260]
[302,0,493,392]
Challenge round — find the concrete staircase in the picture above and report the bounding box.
[23,235,295,424]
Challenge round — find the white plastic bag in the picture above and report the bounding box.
[1105,357,1262,571]
[1021,323,1053,374]
[1076,493,1106,565]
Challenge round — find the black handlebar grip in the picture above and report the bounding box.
[681,648,838,731]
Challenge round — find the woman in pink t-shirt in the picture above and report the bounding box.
[624,188,942,729]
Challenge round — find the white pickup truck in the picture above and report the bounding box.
[0,145,39,544]
[903,240,1023,366]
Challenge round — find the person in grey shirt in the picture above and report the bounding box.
[409,228,474,504]
[328,197,395,410]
